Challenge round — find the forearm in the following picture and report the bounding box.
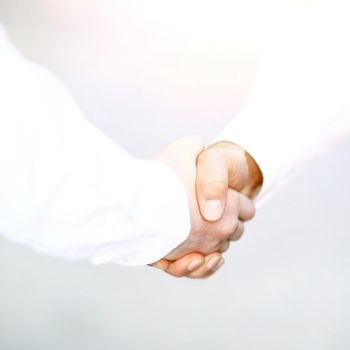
[214,1,350,202]
[0,26,191,265]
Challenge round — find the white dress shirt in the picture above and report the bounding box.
[216,0,350,203]
[0,25,191,266]
[0,0,349,265]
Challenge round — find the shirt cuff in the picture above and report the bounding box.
[104,160,191,266]
[212,107,297,202]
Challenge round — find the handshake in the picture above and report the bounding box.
[152,137,263,278]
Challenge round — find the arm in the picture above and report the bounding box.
[0,26,251,274]
[213,0,350,204]
[151,1,350,277]
[0,26,191,266]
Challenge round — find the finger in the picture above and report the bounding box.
[196,150,228,222]
[238,193,256,222]
[219,240,230,253]
[209,142,250,191]
[151,253,205,278]
[150,259,170,271]
[188,253,225,279]
[229,221,245,241]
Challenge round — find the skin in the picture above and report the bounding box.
[152,137,262,278]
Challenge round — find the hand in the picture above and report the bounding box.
[151,137,257,278]
[196,141,263,221]
[151,252,224,279]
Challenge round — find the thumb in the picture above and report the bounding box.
[150,253,205,277]
[195,150,229,221]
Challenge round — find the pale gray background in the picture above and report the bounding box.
[0,1,349,349]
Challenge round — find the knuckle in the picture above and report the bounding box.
[249,204,256,217]
[231,223,245,241]
[206,181,227,197]
[209,180,228,193]
[239,197,256,221]
[198,148,220,162]
[231,230,244,241]
[220,241,230,253]
[220,219,239,238]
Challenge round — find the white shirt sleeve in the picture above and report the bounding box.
[0,26,191,266]
[214,0,350,204]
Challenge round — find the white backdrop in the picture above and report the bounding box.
[0,1,349,349]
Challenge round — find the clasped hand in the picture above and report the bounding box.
[151,137,263,278]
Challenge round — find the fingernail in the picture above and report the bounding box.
[188,259,204,272]
[204,200,223,221]
[207,256,222,271]
[212,258,225,272]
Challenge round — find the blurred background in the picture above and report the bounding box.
[0,1,349,349]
